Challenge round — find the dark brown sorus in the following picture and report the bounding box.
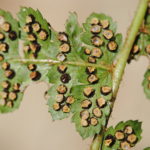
[87,74,99,84]
[120,141,131,150]
[60,73,71,83]
[86,66,96,74]
[90,117,98,126]
[147,76,150,81]
[146,44,150,54]
[23,24,32,33]
[5,69,15,79]
[57,84,67,94]
[92,107,102,118]
[38,29,48,41]
[28,64,37,71]
[91,36,103,47]
[100,20,109,29]
[91,24,101,34]
[29,53,38,59]
[0,54,4,61]
[32,22,41,32]
[0,99,6,106]
[30,71,41,81]
[1,62,10,70]
[80,110,90,120]
[0,42,9,52]
[1,80,10,89]
[26,14,35,24]
[58,32,68,42]
[56,53,67,62]
[6,100,13,108]
[124,126,133,134]
[88,56,96,64]
[81,118,89,127]
[59,43,70,53]
[83,87,95,97]
[53,102,61,111]
[132,45,139,54]
[91,48,103,58]
[57,65,67,73]
[108,41,118,51]
[90,18,99,25]
[1,22,11,32]
[56,94,64,103]
[9,92,17,101]
[66,96,75,104]
[81,99,92,109]
[115,130,125,140]
[8,31,17,41]
[0,91,8,99]
[27,33,37,42]
[29,42,41,53]
[13,83,20,92]
[104,135,116,147]
[103,30,113,40]
[101,86,112,95]
[84,48,91,55]
[23,45,30,53]
[0,32,5,41]
[62,104,70,113]
[127,134,137,144]
[96,97,106,108]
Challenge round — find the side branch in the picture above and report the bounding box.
[113,0,149,97]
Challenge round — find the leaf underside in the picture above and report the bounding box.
[102,120,142,150]
[0,7,123,139]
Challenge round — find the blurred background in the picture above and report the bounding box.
[0,0,150,149]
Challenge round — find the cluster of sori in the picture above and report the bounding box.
[52,32,74,113]
[84,17,118,64]
[104,125,138,149]
[80,85,112,127]
[0,79,20,107]
[0,20,17,55]
[23,14,48,58]
[56,32,71,61]
[27,64,41,81]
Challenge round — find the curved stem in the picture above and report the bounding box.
[90,0,149,149]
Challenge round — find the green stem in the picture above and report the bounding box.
[90,134,103,150]
[90,0,149,150]
[113,0,149,97]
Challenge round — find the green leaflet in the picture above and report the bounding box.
[0,8,123,139]
[144,147,150,150]
[0,9,29,113]
[142,69,150,99]
[102,120,142,150]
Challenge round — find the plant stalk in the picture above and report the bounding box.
[90,0,149,150]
